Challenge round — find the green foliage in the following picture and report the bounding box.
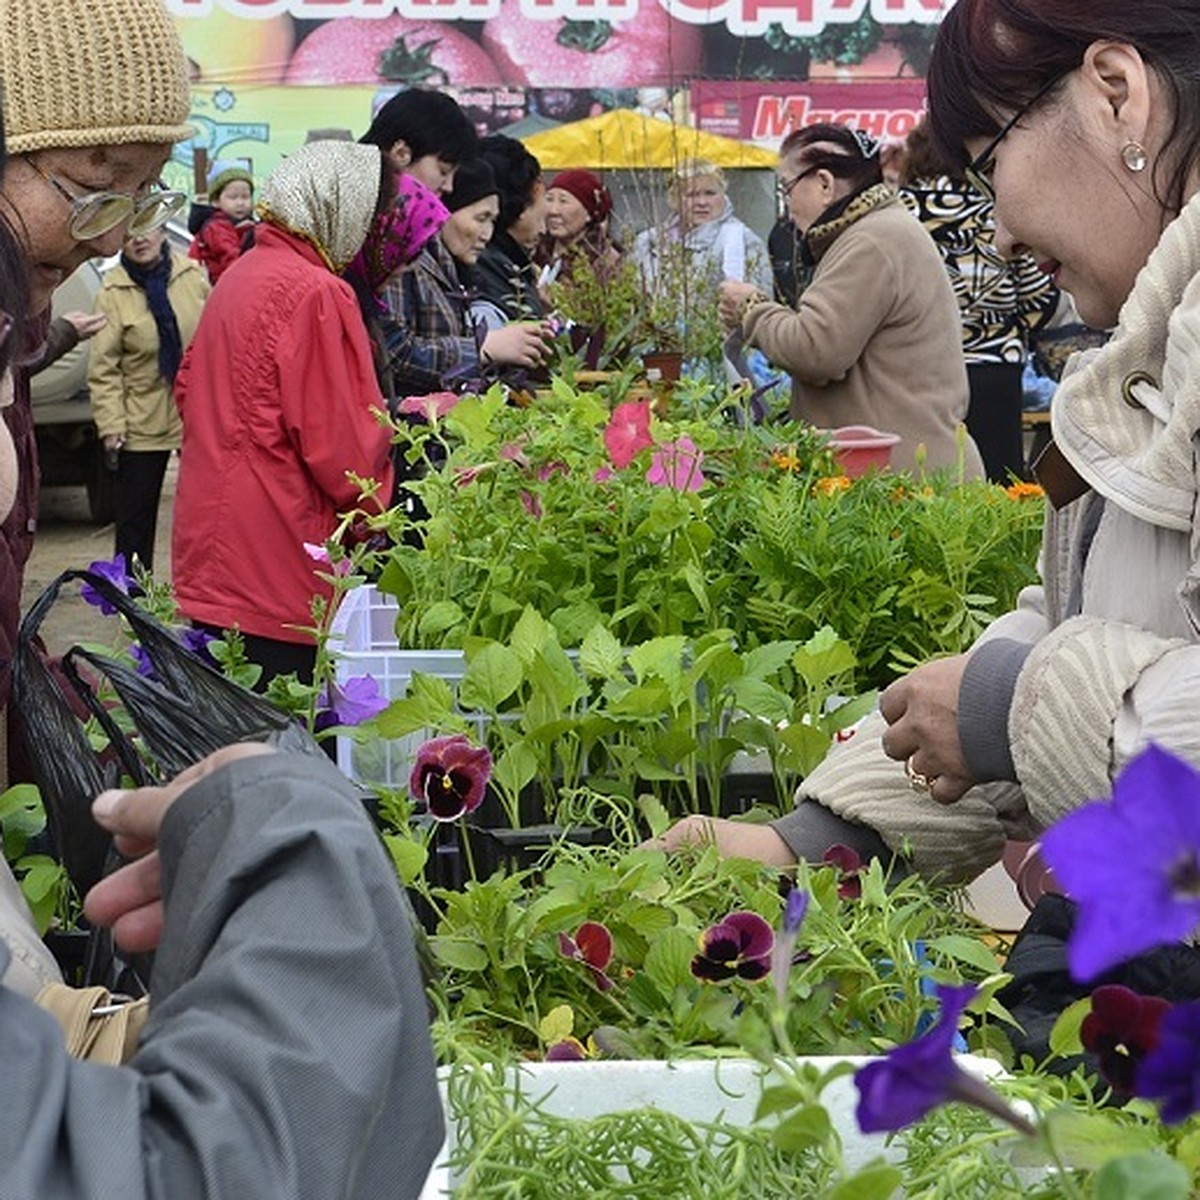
[376,385,1043,696]
[0,783,76,935]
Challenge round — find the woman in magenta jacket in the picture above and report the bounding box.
[172,141,408,687]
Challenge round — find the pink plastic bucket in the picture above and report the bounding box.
[826,425,902,478]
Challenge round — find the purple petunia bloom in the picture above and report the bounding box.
[409,734,492,822]
[80,554,132,615]
[1040,745,1200,982]
[854,984,1035,1136]
[559,921,615,991]
[771,888,810,1005]
[691,911,774,984]
[1081,985,1170,1099]
[315,675,389,731]
[1135,1000,1200,1124]
[180,626,218,665]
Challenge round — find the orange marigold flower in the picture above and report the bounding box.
[770,450,803,472]
[1005,481,1045,500]
[814,475,852,496]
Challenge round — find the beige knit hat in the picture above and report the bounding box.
[0,0,192,155]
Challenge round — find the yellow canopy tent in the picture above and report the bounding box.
[520,108,778,171]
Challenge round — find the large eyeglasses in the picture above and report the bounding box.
[776,165,818,202]
[24,156,186,241]
[963,74,1065,202]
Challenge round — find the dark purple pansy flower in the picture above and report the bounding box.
[691,911,774,984]
[409,734,492,822]
[315,674,389,731]
[823,843,864,900]
[771,887,810,1005]
[545,1037,588,1062]
[1135,1000,1200,1124]
[1080,985,1170,1099]
[1040,745,1200,982]
[80,554,132,615]
[559,921,615,991]
[854,984,1035,1136]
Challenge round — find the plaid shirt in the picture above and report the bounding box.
[378,239,480,398]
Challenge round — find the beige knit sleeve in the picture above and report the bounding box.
[792,710,1023,884]
[1010,614,1190,828]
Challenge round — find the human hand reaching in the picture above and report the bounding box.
[60,311,108,340]
[482,321,553,368]
[83,744,275,952]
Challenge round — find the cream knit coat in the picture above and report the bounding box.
[779,191,1200,884]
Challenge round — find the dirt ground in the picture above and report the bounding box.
[19,460,177,653]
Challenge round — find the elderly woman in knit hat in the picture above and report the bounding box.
[0,0,191,777]
[537,167,622,287]
[171,140,416,692]
[381,157,552,399]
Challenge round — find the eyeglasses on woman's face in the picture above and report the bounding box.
[23,156,186,242]
[776,165,819,202]
[963,74,1066,202]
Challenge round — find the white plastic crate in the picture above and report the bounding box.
[330,585,485,789]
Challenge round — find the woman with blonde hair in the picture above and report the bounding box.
[633,157,771,294]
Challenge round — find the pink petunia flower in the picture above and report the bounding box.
[396,391,461,422]
[646,435,706,492]
[603,400,654,469]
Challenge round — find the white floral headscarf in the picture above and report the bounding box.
[257,141,385,273]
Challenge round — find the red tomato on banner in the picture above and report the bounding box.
[481,0,703,88]
[285,16,503,87]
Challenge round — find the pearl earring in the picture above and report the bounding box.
[1121,141,1148,172]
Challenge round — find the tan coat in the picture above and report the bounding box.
[88,253,209,451]
[743,193,983,477]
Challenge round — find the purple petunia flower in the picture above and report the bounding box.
[771,887,810,1005]
[409,734,492,822]
[315,675,389,731]
[559,921,615,991]
[180,626,218,665]
[1040,745,1200,982]
[691,911,774,984]
[854,984,1035,1136]
[1135,1000,1200,1123]
[80,554,132,615]
[1081,985,1170,1099]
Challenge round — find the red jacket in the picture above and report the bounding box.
[188,210,255,284]
[172,225,394,644]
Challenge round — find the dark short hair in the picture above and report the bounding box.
[900,116,956,185]
[360,89,477,164]
[927,0,1200,215]
[476,134,542,233]
[779,123,883,193]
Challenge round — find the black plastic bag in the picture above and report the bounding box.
[13,568,324,902]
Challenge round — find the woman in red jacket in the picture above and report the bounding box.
[172,140,403,687]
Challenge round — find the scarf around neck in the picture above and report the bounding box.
[802,182,895,267]
[120,241,183,385]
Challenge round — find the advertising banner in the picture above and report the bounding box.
[692,79,927,148]
[161,1,949,189]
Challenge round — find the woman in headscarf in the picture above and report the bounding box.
[172,140,406,688]
[87,224,209,573]
[536,168,622,288]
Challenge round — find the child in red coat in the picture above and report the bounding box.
[188,161,257,283]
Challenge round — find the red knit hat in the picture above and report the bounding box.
[547,169,613,224]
